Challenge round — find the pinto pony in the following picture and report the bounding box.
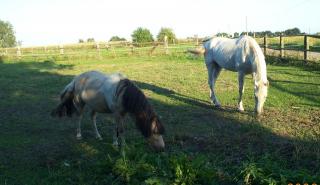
[51,71,165,151]
[189,36,268,115]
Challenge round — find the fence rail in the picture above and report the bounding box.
[1,35,320,62]
[258,34,320,62]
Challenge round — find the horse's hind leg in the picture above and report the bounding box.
[76,113,83,140]
[91,111,102,140]
[238,72,245,112]
[206,62,222,107]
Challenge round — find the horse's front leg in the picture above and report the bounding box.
[90,111,102,140]
[75,104,85,140]
[238,72,245,112]
[113,114,125,147]
[206,62,222,107]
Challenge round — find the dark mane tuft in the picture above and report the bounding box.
[118,79,165,137]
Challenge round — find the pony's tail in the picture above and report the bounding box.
[51,80,77,117]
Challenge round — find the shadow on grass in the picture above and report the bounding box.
[0,59,319,184]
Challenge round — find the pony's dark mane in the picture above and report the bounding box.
[118,79,165,137]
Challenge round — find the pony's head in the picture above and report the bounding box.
[254,80,268,115]
[148,115,165,151]
[120,79,165,151]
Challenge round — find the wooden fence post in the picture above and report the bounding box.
[280,33,284,58]
[96,42,101,58]
[263,34,268,56]
[130,44,134,55]
[304,35,309,62]
[195,34,199,45]
[59,45,64,55]
[164,35,169,54]
[16,46,21,58]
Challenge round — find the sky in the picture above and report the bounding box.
[1,0,319,46]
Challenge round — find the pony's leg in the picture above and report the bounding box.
[76,114,83,140]
[113,114,125,147]
[206,62,222,107]
[90,111,102,140]
[74,100,85,140]
[238,72,245,112]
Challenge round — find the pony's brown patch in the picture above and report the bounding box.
[118,79,165,137]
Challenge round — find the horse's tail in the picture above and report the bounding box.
[186,47,206,55]
[51,80,77,117]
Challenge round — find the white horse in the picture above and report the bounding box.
[51,71,165,151]
[189,36,268,115]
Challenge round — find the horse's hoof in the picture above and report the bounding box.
[113,141,119,147]
[96,136,103,141]
[214,104,222,109]
[238,108,245,112]
[76,136,82,140]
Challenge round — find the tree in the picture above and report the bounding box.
[78,39,84,43]
[109,36,126,42]
[0,20,16,48]
[157,27,176,43]
[131,27,154,44]
[233,32,239,38]
[216,32,232,38]
[284,27,301,36]
[87,38,95,42]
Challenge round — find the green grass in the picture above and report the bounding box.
[0,55,319,185]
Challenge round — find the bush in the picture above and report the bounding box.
[109,36,126,42]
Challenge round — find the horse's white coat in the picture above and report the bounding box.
[203,36,268,114]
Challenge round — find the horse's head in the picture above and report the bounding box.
[254,80,269,115]
[148,116,165,151]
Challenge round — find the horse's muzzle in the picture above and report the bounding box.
[149,135,165,152]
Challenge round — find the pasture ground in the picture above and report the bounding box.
[0,55,319,185]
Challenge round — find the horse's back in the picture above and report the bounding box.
[74,71,126,113]
[206,36,260,73]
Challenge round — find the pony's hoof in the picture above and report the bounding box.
[113,141,119,147]
[96,136,103,141]
[76,133,82,140]
[214,104,222,109]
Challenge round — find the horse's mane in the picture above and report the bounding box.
[117,79,165,137]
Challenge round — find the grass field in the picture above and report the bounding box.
[0,55,319,185]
